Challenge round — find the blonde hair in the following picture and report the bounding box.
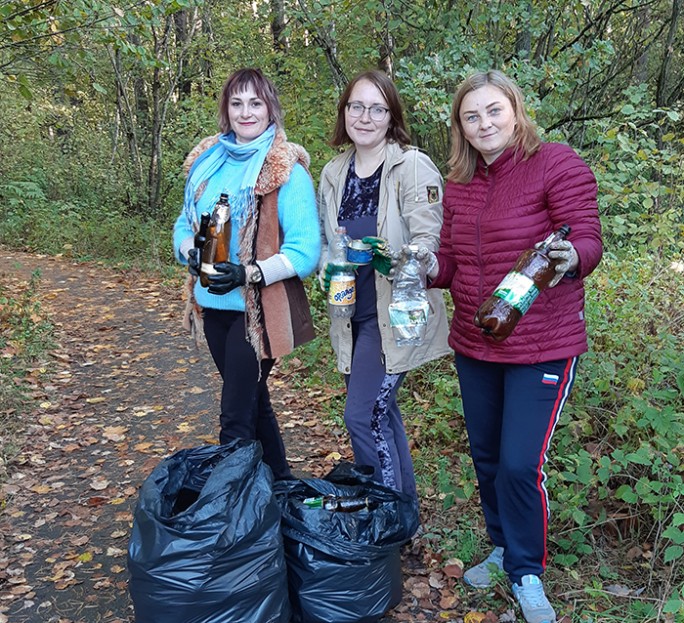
[447,70,541,184]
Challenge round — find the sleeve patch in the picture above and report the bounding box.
[426,185,440,204]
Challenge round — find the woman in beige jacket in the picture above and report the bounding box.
[318,70,450,501]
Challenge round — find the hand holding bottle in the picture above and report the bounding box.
[187,247,202,278]
[546,240,578,287]
[206,262,246,295]
[321,261,357,292]
[391,244,438,280]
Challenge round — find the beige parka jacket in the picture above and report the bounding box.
[318,141,452,374]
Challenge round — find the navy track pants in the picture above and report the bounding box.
[455,354,578,584]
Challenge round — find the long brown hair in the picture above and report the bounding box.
[330,70,411,147]
[218,68,283,134]
[447,70,540,184]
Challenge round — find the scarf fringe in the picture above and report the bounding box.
[182,274,207,350]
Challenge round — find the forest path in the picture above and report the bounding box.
[0,250,452,623]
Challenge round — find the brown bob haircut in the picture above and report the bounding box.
[330,70,411,147]
[218,68,283,134]
[447,70,541,184]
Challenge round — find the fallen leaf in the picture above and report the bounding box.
[90,478,109,490]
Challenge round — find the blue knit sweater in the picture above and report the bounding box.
[173,160,319,311]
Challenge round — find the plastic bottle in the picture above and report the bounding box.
[327,226,356,319]
[302,495,377,512]
[474,224,572,341]
[200,193,231,287]
[388,245,430,346]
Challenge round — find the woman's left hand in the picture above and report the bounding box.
[547,240,579,287]
[207,262,246,295]
[361,236,393,276]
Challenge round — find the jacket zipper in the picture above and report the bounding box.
[477,165,495,354]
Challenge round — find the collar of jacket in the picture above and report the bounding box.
[182,129,311,193]
[475,145,522,177]
[321,140,417,184]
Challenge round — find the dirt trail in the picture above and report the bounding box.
[0,250,437,623]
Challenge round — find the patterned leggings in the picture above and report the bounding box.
[343,317,416,499]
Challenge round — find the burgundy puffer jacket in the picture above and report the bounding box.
[431,143,603,364]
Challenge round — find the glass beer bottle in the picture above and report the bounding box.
[302,495,377,512]
[474,224,571,342]
[200,193,231,288]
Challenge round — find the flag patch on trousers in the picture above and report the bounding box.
[542,373,559,385]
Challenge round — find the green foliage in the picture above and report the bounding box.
[547,252,684,598]
[0,272,53,480]
[0,196,173,269]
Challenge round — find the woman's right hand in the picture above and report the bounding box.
[321,262,357,292]
[187,248,201,277]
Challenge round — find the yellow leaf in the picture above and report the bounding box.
[86,397,106,404]
[325,451,342,461]
[78,552,93,563]
[464,612,486,623]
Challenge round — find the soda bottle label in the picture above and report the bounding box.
[492,271,540,314]
[328,274,356,306]
[302,496,325,508]
[388,300,429,346]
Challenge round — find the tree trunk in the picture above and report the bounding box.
[656,0,682,106]
[174,10,192,97]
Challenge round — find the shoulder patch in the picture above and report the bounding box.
[426,185,440,204]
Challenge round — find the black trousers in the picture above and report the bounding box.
[203,309,291,480]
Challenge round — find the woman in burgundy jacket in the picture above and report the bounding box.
[423,70,602,623]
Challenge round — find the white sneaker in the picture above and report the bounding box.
[512,574,556,623]
[463,546,504,588]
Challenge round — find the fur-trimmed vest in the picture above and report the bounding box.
[182,130,315,360]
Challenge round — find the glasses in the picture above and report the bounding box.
[346,102,390,122]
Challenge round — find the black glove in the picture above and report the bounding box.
[187,247,201,277]
[207,262,246,295]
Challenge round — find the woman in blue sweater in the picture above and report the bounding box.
[173,68,320,479]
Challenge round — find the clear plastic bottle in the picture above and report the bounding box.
[327,226,356,319]
[388,245,429,346]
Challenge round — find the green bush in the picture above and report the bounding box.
[548,252,684,609]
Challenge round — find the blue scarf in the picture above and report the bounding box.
[182,123,276,231]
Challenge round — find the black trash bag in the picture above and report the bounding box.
[128,441,290,623]
[274,463,419,623]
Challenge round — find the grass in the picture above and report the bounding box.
[0,270,54,483]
